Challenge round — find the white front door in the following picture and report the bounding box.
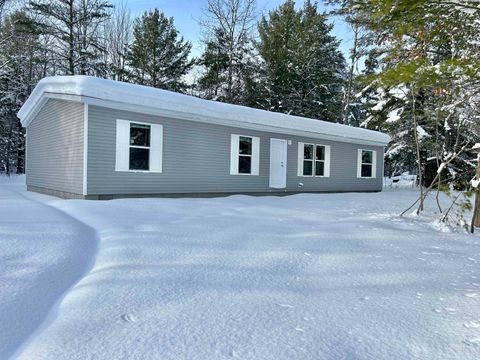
[269,138,288,189]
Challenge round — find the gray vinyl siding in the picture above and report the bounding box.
[86,105,383,195]
[26,99,84,195]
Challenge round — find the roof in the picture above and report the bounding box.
[18,76,391,146]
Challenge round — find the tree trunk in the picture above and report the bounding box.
[411,88,424,214]
[471,155,480,233]
[343,24,359,126]
[68,1,75,75]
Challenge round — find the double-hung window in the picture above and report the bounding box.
[357,149,377,178]
[230,134,260,175]
[239,136,253,174]
[115,119,163,173]
[297,142,331,177]
[129,123,150,171]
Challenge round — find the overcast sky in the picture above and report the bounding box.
[112,0,351,59]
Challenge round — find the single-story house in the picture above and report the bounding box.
[18,76,390,200]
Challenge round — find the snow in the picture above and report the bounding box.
[473,143,480,150]
[389,85,409,100]
[385,143,405,157]
[386,108,402,123]
[2,177,480,359]
[371,99,387,112]
[472,179,480,189]
[0,177,97,359]
[18,76,390,146]
[417,125,431,139]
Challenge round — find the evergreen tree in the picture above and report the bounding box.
[28,0,112,75]
[128,9,193,92]
[0,11,42,174]
[352,0,480,223]
[256,0,345,121]
[325,0,373,126]
[197,28,230,100]
[198,0,257,104]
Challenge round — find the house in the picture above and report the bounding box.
[18,76,391,199]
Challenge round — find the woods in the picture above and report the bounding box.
[1,0,480,230]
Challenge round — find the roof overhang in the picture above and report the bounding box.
[18,76,391,147]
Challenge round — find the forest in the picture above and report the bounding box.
[1,0,480,229]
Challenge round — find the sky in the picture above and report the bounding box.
[113,0,352,59]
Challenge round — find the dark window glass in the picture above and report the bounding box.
[303,160,313,176]
[129,148,149,170]
[315,161,324,176]
[239,136,252,155]
[361,164,372,177]
[130,124,150,146]
[362,150,372,164]
[316,146,325,161]
[304,144,314,160]
[239,155,251,174]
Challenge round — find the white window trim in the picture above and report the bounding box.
[297,142,331,178]
[115,119,163,173]
[357,149,377,179]
[230,134,260,176]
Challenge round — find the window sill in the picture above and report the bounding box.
[357,176,376,179]
[231,173,258,176]
[115,170,162,174]
[298,175,329,178]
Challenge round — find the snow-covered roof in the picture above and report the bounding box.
[18,76,391,146]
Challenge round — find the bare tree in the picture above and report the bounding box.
[199,0,257,102]
[102,0,131,81]
[342,22,359,125]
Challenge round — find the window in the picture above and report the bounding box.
[115,119,163,173]
[239,136,253,174]
[298,142,330,177]
[129,123,150,171]
[315,145,326,176]
[230,134,260,175]
[357,149,377,178]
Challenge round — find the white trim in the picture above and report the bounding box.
[115,119,163,173]
[357,149,377,179]
[323,145,331,178]
[297,142,304,177]
[230,134,240,175]
[149,123,163,173]
[372,150,377,178]
[252,136,260,176]
[18,76,391,146]
[230,134,260,176]
[115,119,130,171]
[82,103,88,195]
[269,138,288,189]
[298,143,331,178]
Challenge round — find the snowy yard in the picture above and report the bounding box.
[1,177,480,360]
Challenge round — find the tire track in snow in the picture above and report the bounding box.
[7,190,100,360]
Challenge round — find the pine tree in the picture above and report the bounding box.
[128,9,193,92]
[198,0,257,104]
[28,0,112,75]
[0,11,42,174]
[197,28,230,100]
[352,0,480,223]
[325,0,373,126]
[257,0,345,121]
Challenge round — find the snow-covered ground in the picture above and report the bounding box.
[1,176,480,360]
